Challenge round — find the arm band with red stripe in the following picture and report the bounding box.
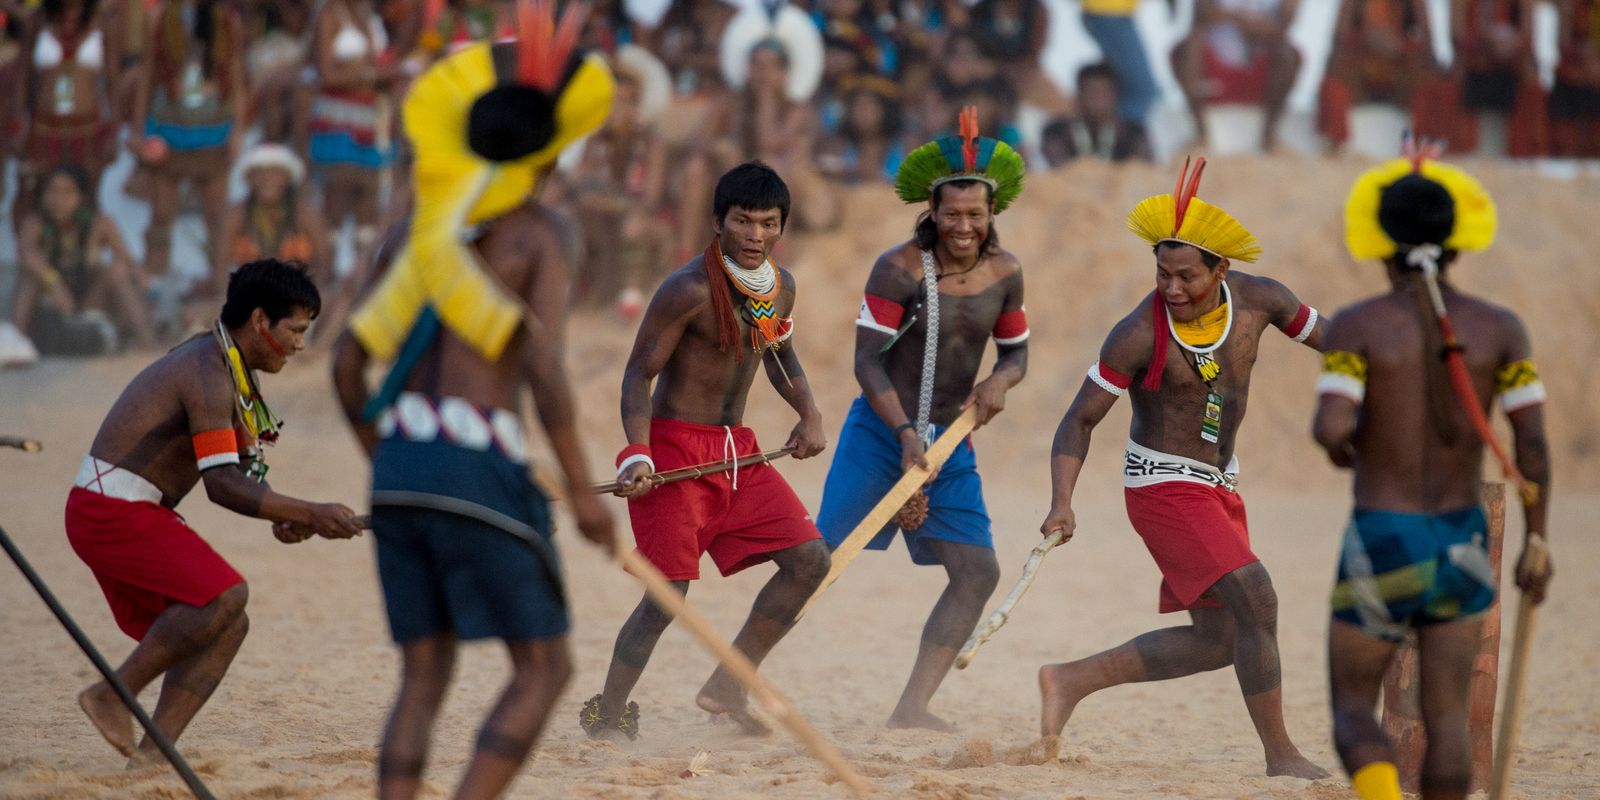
[616,443,654,475]
[1087,361,1133,396]
[193,429,241,471]
[993,307,1030,345]
[856,294,905,336]
[1282,303,1318,343]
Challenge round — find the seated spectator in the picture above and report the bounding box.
[1172,0,1302,151]
[569,44,673,317]
[221,144,331,290]
[816,73,905,183]
[1080,0,1160,125]
[16,0,121,230]
[1551,0,1600,156]
[1319,0,1435,151]
[12,165,154,355]
[1434,0,1546,155]
[130,0,246,285]
[1040,62,1153,165]
[242,0,314,143]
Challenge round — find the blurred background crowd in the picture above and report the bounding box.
[0,0,1596,364]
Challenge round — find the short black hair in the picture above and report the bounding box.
[914,178,1001,254]
[1154,240,1222,270]
[714,161,791,229]
[220,259,322,327]
[36,163,94,210]
[1379,173,1455,248]
[1076,61,1119,92]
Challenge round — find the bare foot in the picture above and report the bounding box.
[885,707,956,732]
[1266,752,1330,779]
[78,683,134,757]
[125,747,164,770]
[695,687,770,737]
[1038,663,1089,738]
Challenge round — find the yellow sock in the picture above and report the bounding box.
[1352,761,1403,800]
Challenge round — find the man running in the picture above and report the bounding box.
[332,20,618,799]
[1037,158,1328,778]
[582,161,830,740]
[815,107,1028,731]
[1314,155,1552,800]
[69,258,361,765]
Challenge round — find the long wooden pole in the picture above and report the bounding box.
[615,548,871,797]
[589,448,793,494]
[798,407,977,619]
[955,529,1065,669]
[1490,535,1549,800]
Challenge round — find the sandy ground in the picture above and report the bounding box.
[2,156,1597,798]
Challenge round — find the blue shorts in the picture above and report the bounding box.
[816,396,991,565]
[1331,506,1496,642]
[369,408,565,644]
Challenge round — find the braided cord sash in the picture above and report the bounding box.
[916,250,940,447]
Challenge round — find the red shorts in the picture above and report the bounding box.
[64,487,245,640]
[1124,482,1257,613]
[627,418,820,581]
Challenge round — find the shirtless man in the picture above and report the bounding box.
[815,109,1029,731]
[332,27,617,800]
[1037,159,1327,778]
[1314,162,1552,800]
[583,161,830,739]
[67,258,361,764]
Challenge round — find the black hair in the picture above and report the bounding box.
[1379,173,1455,248]
[714,161,791,229]
[220,259,321,327]
[1076,61,1119,92]
[839,83,902,143]
[914,178,1001,253]
[1154,240,1222,270]
[36,163,94,210]
[43,0,99,29]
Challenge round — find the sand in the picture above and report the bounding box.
[2,156,1597,798]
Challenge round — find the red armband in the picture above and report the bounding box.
[193,429,241,471]
[993,307,1029,345]
[856,294,905,335]
[616,443,654,474]
[1283,303,1318,343]
[1087,361,1132,396]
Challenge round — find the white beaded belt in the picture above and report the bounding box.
[74,455,164,504]
[1122,439,1240,492]
[376,391,528,464]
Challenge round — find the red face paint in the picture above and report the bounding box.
[260,324,287,358]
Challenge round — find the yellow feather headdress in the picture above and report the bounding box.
[1126,157,1261,263]
[348,0,614,364]
[1344,151,1496,261]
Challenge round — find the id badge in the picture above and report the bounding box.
[1202,390,1223,443]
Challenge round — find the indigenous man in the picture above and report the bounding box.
[815,107,1028,731]
[583,161,830,739]
[330,12,617,799]
[1037,158,1328,778]
[1314,153,1553,800]
[67,258,361,764]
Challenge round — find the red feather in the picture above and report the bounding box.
[959,105,979,173]
[516,0,588,91]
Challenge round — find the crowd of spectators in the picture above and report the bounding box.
[0,0,1596,360]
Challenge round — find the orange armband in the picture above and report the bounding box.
[193,429,241,471]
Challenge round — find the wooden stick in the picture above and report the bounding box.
[616,548,871,797]
[798,406,978,619]
[955,529,1065,670]
[0,436,42,452]
[590,448,794,495]
[1490,535,1549,800]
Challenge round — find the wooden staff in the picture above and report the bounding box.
[615,547,871,797]
[0,436,43,452]
[1491,535,1549,800]
[955,529,1065,670]
[798,406,977,619]
[590,448,794,495]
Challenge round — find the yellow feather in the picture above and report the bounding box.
[1127,193,1259,262]
[1126,194,1176,247]
[1344,158,1497,261]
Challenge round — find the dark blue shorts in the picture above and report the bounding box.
[1331,506,1496,642]
[816,396,991,565]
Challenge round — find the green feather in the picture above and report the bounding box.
[893,137,1027,213]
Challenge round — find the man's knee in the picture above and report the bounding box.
[510,640,572,695]
[1216,563,1278,631]
[779,540,830,589]
[963,552,1001,598]
[212,583,249,621]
